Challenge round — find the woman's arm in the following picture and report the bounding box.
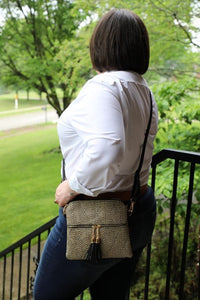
[55,79,125,203]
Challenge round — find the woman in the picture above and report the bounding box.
[34,8,158,300]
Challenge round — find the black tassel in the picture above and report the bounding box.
[86,225,102,264]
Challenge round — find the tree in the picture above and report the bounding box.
[145,0,200,80]
[0,0,92,116]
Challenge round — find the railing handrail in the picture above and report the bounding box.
[152,148,200,166]
[0,217,57,258]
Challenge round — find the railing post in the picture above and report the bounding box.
[10,250,15,300]
[198,225,200,300]
[27,240,31,298]
[144,243,152,300]
[18,245,23,300]
[179,162,195,299]
[144,164,157,300]
[2,255,6,300]
[165,159,179,300]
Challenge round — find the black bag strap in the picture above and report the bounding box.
[130,90,153,205]
[62,158,66,181]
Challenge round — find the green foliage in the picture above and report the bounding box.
[144,0,200,81]
[152,78,200,122]
[0,0,90,115]
[155,122,200,153]
[150,76,200,212]
[150,76,200,213]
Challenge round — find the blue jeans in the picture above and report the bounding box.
[33,187,156,300]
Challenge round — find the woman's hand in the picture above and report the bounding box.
[54,180,79,207]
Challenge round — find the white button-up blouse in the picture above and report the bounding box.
[57,71,158,196]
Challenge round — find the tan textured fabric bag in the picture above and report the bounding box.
[64,199,132,262]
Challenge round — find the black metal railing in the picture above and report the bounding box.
[0,148,200,300]
[146,148,200,300]
[0,218,57,300]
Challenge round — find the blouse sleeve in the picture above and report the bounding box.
[68,81,125,196]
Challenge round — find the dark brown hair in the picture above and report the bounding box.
[90,9,150,74]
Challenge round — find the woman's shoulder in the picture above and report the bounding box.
[87,72,117,87]
[81,72,120,95]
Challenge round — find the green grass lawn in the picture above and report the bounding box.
[0,125,61,251]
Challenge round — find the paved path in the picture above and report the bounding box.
[0,107,58,131]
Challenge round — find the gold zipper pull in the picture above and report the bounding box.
[91,225,96,243]
[95,225,101,244]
